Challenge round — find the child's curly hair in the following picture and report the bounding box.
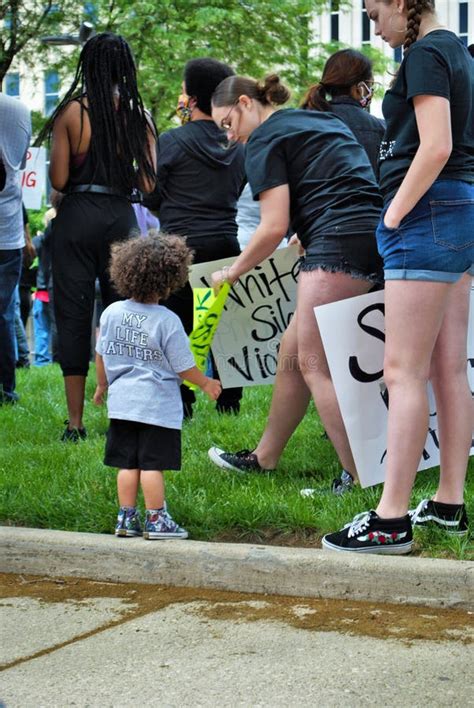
[110,231,193,303]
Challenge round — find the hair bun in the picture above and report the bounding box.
[257,73,291,106]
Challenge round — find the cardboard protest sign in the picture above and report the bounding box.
[315,288,474,488]
[189,246,300,387]
[184,283,230,390]
[21,147,46,210]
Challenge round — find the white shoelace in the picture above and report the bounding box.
[347,511,372,538]
[409,499,429,524]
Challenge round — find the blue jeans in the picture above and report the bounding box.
[33,298,52,365]
[15,286,30,365]
[0,249,22,402]
[377,180,474,282]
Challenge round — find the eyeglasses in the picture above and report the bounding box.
[220,99,240,131]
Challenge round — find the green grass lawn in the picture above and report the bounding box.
[0,364,472,559]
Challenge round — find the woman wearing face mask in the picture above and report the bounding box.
[143,58,246,418]
[323,0,474,554]
[209,74,383,493]
[302,49,385,178]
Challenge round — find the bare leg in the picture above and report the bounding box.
[140,470,165,510]
[254,313,311,469]
[430,274,472,505]
[296,270,373,480]
[117,468,140,507]
[376,280,455,519]
[64,375,86,429]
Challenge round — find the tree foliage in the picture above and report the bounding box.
[1,0,390,131]
[96,0,332,128]
[0,1,77,83]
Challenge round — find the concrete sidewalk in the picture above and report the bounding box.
[1,527,473,609]
[1,573,473,707]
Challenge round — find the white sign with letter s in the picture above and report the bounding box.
[315,288,474,488]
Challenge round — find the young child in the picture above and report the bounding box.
[93,232,221,540]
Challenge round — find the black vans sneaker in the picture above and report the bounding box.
[409,499,469,536]
[208,447,273,473]
[322,510,413,555]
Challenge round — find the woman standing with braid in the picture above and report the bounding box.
[38,33,156,441]
[323,0,474,554]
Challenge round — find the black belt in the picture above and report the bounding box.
[67,184,142,203]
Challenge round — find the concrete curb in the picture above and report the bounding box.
[1,527,473,609]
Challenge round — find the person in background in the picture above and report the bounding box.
[0,94,31,404]
[38,32,156,441]
[144,57,245,419]
[302,48,385,177]
[18,205,36,328]
[94,233,221,540]
[323,0,473,554]
[132,203,159,236]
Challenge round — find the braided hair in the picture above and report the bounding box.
[37,32,156,194]
[404,0,435,51]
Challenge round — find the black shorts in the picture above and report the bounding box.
[300,225,383,285]
[104,419,181,471]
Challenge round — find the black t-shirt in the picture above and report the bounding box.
[245,109,382,248]
[379,30,474,201]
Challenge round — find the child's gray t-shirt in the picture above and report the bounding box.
[96,300,195,430]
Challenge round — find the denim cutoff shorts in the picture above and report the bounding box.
[377,179,474,283]
[300,221,383,286]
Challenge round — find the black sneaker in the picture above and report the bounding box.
[300,470,355,498]
[331,469,355,496]
[61,421,87,443]
[322,510,413,555]
[208,446,273,473]
[409,499,469,536]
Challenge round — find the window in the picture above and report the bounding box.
[362,0,370,44]
[330,0,340,41]
[5,73,20,97]
[459,2,468,45]
[44,70,60,116]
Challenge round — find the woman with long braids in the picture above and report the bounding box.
[323,0,473,553]
[38,33,156,441]
[209,74,383,493]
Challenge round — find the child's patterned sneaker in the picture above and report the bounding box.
[115,507,142,537]
[143,509,188,540]
[409,499,469,536]
[322,510,413,555]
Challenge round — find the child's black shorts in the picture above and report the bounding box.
[104,419,181,471]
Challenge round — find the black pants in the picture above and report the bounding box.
[51,193,137,376]
[162,234,243,413]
